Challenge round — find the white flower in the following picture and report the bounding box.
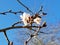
[34,17,41,24]
[20,12,41,26]
[20,12,31,26]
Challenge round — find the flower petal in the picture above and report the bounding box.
[34,17,41,24]
[20,12,31,26]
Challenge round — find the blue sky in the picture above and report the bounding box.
[0,0,60,45]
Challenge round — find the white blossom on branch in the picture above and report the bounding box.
[34,17,41,24]
[20,12,31,26]
[20,12,41,26]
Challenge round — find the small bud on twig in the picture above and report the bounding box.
[42,12,47,15]
[42,21,47,27]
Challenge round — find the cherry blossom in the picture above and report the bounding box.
[20,12,41,26]
[20,12,31,26]
[34,17,41,24]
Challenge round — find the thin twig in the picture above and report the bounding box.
[0,10,23,15]
[3,31,10,45]
[9,42,13,45]
[17,0,33,14]
[24,27,40,45]
[24,37,31,45]
[39,31,48,34]
[24,22,47,45]
[37,6,43,14]
[37,6,47,15]
[12,21,23,27]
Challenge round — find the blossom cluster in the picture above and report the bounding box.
[20,12,41,26]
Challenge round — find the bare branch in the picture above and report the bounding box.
[0,22,47,32]
[3,31,13,45]
[24,27,41,45]
[34,27,40,35]
[42,12,47,15]
[37,6,43,14]
[0,26,42,32]
[0,22,47,45]
[9,42,13,45]
[3,29,13,45]
[24,37,31,45]
[39,31,49,34]
[42,21,47,27]
[37,6,47,16]
[0,10,23,15]
[17,0,33,14]
[12,21,23,27]
[3,31,9,43]
[24,22,47,45]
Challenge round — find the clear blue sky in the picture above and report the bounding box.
[0,0,60,45]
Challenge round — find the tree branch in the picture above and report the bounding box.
[24,37,31,45]
[12,21,23,27]
[17,0,33,14]
[37,6,47,16]
[0,10,23,15]
[24,22,47,45]
[3,31,13,45]
[3,31,9,43]
[37,6,43,14]
[0,26,42,32]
